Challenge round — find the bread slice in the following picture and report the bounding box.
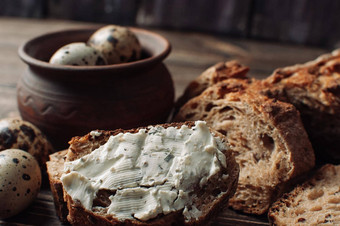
[175,61,250,114]
[174,84,315,214]
[46,149,69,223]
[268,164,340,225]
[54,121,239,225]
[260,49,340,163]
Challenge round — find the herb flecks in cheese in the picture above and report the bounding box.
[61,121,228,222]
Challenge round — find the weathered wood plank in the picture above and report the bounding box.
[1,0,340,47]
[46,0,139,25]
[0,0,45,18]
[136,0,251,36]
[0,87,19,118]
[250,0,340,47]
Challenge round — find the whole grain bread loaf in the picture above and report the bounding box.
[260,50,340,163]
[174,85,315,214]
[268,164,340,225]
[47,121,239,225]
[177,51,340,163]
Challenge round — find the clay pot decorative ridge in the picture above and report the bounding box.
[18,27,174,150]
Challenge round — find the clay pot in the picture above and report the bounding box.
[17,27,174,150]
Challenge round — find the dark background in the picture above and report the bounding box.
[1,0,339,48]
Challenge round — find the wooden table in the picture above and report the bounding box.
[0,18,328,225]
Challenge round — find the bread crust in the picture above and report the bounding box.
[174,83,315,214]
[177,53,340,163]
[261,49,340,162]
[57,121,239,225]
[46,150,69,223]
[174,61,249,115]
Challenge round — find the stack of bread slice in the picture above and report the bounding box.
[174,75,315,214]
[177,50,340,164]
[174,50,340,220]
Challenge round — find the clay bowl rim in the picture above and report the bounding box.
[18,26,171,73]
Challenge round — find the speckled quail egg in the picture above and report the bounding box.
[49,42,108,66]
[88,25,142,64]
[0,149,41,219]
[0,118,53,169]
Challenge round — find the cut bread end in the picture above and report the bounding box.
[268,164,340,225]
[46,149,69,223]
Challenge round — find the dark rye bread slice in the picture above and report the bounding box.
[46,149,69,223]
[268,164,340,225]
[260,49,340,163]
[59,121,239,225]
[174,85,315,214]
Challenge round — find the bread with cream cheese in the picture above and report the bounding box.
[268,164,340,225]
[47,121,239,225]
[174,86,315,215]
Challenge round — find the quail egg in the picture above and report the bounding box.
[49,42,108,66]
[0,118,53,168]
[88,25,142,64]
[0,149,41,219]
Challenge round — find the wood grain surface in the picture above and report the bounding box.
[0,18,329,225]
[2,0,340,47]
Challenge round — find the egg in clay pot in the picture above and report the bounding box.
[49,42,108,66]
[88,25,142,64]
[0,149,41,219]
[0,118,54,169]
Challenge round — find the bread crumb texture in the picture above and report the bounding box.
[268,164,340,225]
[175,85,314,214]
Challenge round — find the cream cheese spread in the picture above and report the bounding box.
[90,130,102,138]
[61,121,228,222]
